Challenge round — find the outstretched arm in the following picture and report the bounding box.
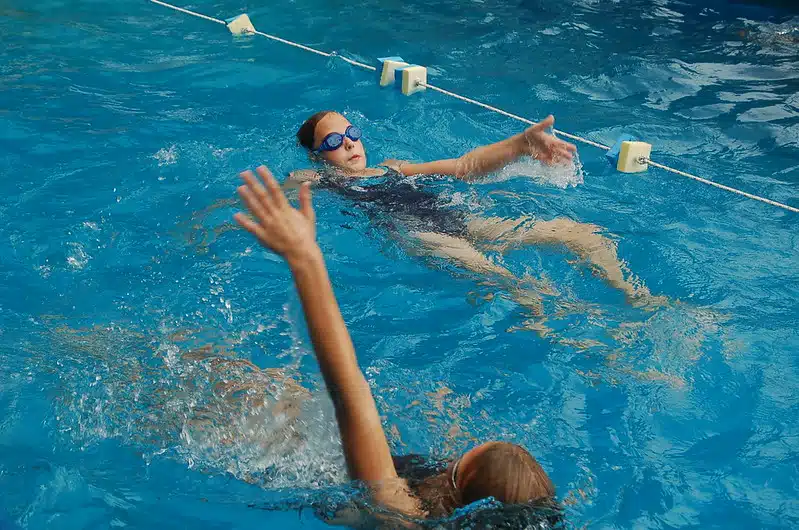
[234,166,422,515]
[391,115,576,181]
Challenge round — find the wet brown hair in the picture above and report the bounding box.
[459,442,554,506]
[412,442,555,519]
[297,110,334,151]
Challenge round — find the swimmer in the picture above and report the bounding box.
[234,166,558,522]
[289,111,658,309]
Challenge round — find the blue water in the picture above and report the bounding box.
[2,0,798,528]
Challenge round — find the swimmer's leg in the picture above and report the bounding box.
[466,216,662,306]
[409,231,545,319]
[411,231,514,279]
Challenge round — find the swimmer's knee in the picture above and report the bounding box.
[467,215,532,242]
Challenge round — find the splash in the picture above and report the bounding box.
[493,155,585,189]
[738,16,799,53]
[152,145,178,167]
[43,320,348,492]
[65,242,89,270]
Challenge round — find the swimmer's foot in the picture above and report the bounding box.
[466,290,495,307]
[510,287,544,317]
[626,288,670,311]
[508,317,552,337]
[506,272,560,317]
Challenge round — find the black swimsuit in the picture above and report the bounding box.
[310,454,562,528]
[394,454,562,528]
[320,168,468,237]
[392,453,449,482]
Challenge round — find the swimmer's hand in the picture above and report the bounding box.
[234,165,318,264]
[522,115,577,165]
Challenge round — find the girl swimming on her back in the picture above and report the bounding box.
[234,166,558,523]
[289,111,658,310]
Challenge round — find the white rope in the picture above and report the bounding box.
[149,0,225,25]
[550,129,610,151]
[421,81,796,213]
[335,55,377,72]
[420,83,611,150]
[644,159,799,213]
[251,30,332,58]
[422,83,535,125]
[149,0,797,214]
[149,1,376,68]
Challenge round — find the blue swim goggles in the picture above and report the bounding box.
[314,125,362,153]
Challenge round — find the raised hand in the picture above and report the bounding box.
[523,115,577,165]
[234,165,318,264]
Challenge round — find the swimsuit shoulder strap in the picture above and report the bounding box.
[377,166,403,179]
[392,454,449,481]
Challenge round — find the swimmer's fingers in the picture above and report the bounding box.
[240,170,274,217]
[233,212,266,241]
[551,137,577,158]
[237,184,264,220]
[546,146,572,163]
[539,138,576,165]
[532,114,555,132]
[256,165,290,211]
[554,136,577,153]
[525,114,576,164]
[298,182,315,224]
[555,144,575,162]
[236,186,274,238]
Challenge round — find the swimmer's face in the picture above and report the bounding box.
[313,112,367,172]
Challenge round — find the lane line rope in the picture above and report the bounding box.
[644,159,799,212]
[149,0,797,214]
[421,83,611,150]
[149,0,225,25]
[251,30,332,58]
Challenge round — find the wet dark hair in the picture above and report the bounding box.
[297,110,334,151]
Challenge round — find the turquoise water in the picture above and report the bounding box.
[2,0,798,528]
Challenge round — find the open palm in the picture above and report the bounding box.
[234,165,317,262]
[524,115,577,165]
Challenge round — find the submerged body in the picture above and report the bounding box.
[320,167,470,237]
[290,111,659,317]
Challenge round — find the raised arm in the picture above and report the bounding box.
[234,166,421,515]
[394,115,577,180]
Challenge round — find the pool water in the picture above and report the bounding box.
[2,0,798,528]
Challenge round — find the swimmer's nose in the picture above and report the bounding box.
[343,137,355,150]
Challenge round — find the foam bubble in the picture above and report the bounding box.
[152,145,178,167]
[66,242,89,270]
[47,321,348,492]
[493,155,585,189]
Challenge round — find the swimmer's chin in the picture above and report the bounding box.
[347,155,367,170]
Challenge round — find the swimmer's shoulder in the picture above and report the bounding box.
[285,169,321,189]
[379,159,410,175]
[321,475,427,528]
[286,166,404,188]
